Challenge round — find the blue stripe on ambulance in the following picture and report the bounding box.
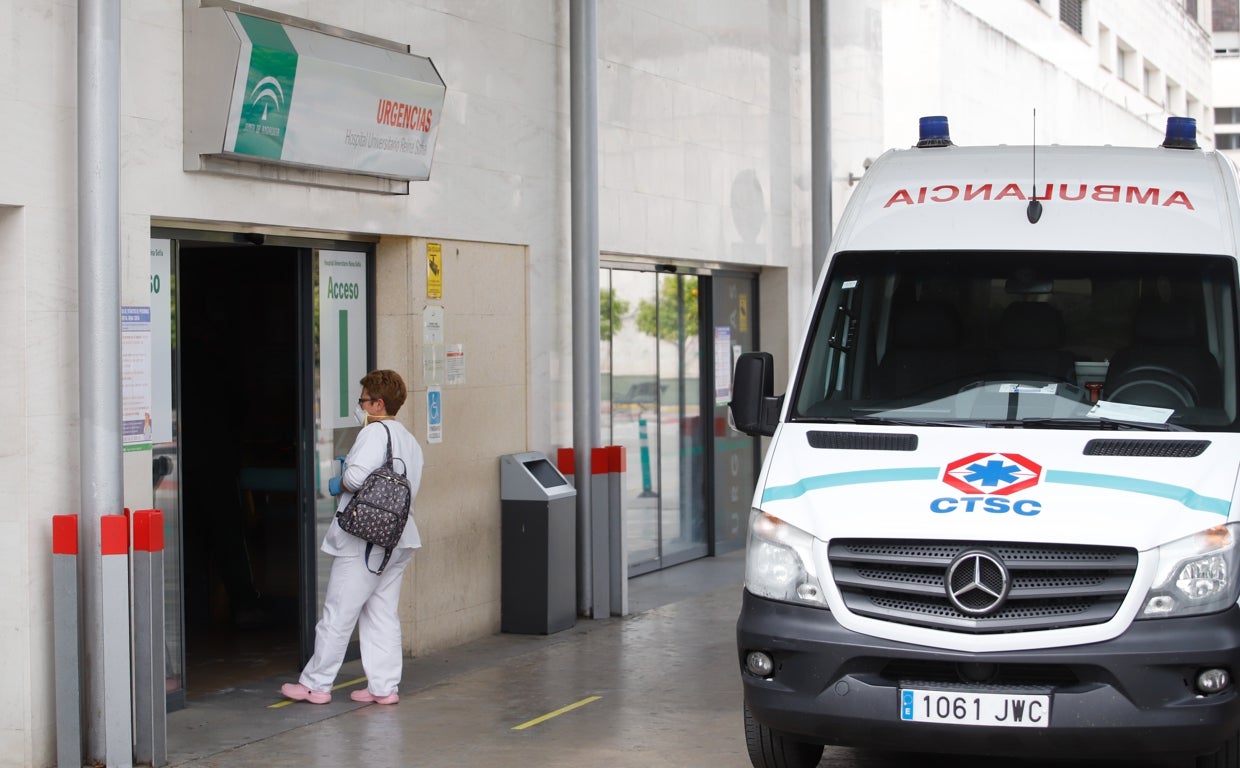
[1043,470,1230,516]
[761,468,940,503]
[762,467,1231,516]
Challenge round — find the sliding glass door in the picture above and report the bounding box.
[601,267,708,575]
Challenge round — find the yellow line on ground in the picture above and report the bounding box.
[267,676,370,709]
[511,695,602,731]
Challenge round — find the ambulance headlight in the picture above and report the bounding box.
[745,511,827,607]
[1140,524,1240,618]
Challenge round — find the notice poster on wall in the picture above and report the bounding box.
[446,344,465,385]
[423,306,445,386]
[122,306,153,449]
[319,251,369,429]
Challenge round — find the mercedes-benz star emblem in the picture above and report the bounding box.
[946,550,1011,616]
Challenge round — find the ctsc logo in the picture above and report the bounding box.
[931,452,1043,516]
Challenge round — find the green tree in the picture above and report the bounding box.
[601,288,629,341]
[636,275,698,343]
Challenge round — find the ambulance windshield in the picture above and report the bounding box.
[791,250,1238,430]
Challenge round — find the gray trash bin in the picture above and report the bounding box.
[500,452,577,634]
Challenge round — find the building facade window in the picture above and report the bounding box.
[1216,107,1240,124]
[1098,24,1114,70]
[1060,0,1084,35]
[1144,63,1163,105]
[1216,133,1240,149]
[1117,39,1138,85]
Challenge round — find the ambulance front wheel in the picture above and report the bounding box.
[1197,729,1240,768]
[744,702,824,768]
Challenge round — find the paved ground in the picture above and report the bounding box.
[164,552,1191,768]
[167,585,744,767]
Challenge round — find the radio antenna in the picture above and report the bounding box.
[1027,108,1042,223]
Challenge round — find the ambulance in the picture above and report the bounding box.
[731,116,1240,767]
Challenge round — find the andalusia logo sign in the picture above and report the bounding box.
[234,14,298,160]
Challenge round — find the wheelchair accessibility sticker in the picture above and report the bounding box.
[427,386,443,444]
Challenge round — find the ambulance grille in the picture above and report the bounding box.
[829,539,1138,634]
[1083,439,1210,457]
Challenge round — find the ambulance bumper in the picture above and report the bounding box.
[737,590,1240,759]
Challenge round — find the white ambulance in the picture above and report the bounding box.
[731,116,1240,767]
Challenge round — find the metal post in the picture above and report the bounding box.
[79,0,125,761]
[133,510,167,767]
[811,0,832,282]
[52,515,81,768]
[570,0,602,616]
[605,446,628,616]
[101,515,132,768]
[589,448,610,618]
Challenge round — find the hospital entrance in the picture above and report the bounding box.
[153,234,373,707]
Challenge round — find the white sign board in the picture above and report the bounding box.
[319,251,369,428]
[149,239,173,444]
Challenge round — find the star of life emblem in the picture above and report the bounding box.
[942,452,1042,496]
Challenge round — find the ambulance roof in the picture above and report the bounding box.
[835,143,1239,256]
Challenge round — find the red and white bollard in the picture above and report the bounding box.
[101,514,133,768]
[132,509,167,766]
[53,514,80,768]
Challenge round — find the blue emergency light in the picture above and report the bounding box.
[916,115,953,148]
[1162,116,1198,150]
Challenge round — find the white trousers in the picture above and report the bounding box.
[299,546,413,696]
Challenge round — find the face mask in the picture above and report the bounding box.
[354,406,368,427]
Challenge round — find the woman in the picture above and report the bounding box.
[281,369,423,705]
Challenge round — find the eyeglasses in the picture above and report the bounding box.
[357,397,380,405]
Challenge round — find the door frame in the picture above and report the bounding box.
[151,226,376,689]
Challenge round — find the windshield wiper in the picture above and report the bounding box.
[981,417,1188,432]
[846,416,986,428]
[813,414,1191,431]
[817,415,1187,431]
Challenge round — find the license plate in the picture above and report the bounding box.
[899,688,1050,728]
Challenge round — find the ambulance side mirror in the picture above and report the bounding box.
[731,352,782,437]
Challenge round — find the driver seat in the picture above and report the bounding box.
[871,301,981,399]
[1104,301,1221,409]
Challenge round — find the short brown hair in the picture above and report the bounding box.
[360,369,407,415]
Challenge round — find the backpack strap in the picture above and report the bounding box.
[377,421,395,468]
[364,542,394,575]
[376,421,407,477]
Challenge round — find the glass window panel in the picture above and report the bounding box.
[607,269,661,572]
[712,275,759,553]
[660,275,707,563]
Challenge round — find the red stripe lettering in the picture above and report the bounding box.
[963,183,992,201]
[1092,185,1120,202]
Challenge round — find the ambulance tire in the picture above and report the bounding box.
[1197,730,1240,768]
[743,702,824,768]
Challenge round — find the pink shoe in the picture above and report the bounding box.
[281,682,331,705]
[350,688,399,705]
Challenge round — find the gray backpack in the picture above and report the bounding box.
[336,422,411,574]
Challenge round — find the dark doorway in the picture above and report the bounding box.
[178,245,303,695]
